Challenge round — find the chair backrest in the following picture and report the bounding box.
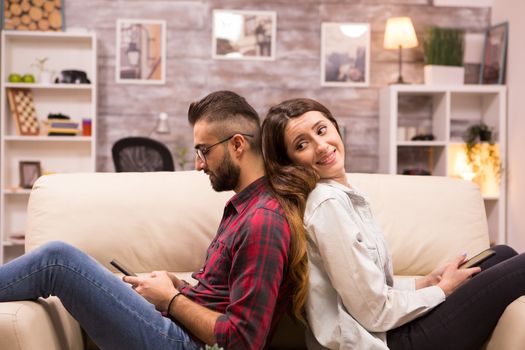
[112,137,175,172]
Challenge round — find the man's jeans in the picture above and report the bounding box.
[0,241,202,350]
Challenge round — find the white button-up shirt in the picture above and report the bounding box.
[304,180,445,349]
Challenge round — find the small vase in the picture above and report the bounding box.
[39,71,53,84]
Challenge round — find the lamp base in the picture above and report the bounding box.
[389,76,409,85]
[390,46,411,85]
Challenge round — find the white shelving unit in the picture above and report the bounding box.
[1,31,97,263]
[379,84,506,245]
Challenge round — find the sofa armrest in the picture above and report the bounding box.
[0,298,83,350]
[484,296,525,350]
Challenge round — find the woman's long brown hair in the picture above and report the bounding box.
[262,98,340,322]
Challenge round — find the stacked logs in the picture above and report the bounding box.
[3,0,63,31]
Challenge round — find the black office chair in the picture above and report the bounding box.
[112,137,175,172]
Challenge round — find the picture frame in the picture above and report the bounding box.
[321,22,370,87]
[116,19,166,84]
[19,161,41,189]
[479,22,508,85]
[2,0,65,31]
[212,10,276,61]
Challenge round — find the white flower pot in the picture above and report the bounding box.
[39,71,53,84]
[424,65,465,85]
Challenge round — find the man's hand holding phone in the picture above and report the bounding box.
[110,259,137,277]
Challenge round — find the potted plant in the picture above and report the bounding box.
[423,27,465,85]
[462,122,501,193]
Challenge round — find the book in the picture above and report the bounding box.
[42,119,80,136]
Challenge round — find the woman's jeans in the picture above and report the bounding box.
[0,241,202,350]
[388,245,525,350]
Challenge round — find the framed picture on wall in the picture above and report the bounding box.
[116,19,166,84]
[480,22,508,85]
[212,10,276,60]
[321,22,370,87]
[19,161,41,189]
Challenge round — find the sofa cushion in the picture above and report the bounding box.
[349,173,490,275]
[26,172,232,273]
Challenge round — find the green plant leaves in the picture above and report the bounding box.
[423,27,465,67]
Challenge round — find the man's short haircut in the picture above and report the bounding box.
[188,90,262,153]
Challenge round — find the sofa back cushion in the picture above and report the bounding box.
[26,171,489,276]
[26,171,232,273]
[349,173,489,275]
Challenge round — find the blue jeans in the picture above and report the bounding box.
[0,241,202,350]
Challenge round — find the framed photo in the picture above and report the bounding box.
[212,10,276,60]
[480,22,508,85]
[321,22,370,87]
[19,161,41,189]
[116,19,166,84]
[2,0,65,31]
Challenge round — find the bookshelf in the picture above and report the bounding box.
[379,84,506,245]
[0,31,97,263]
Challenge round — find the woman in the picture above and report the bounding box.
[261,97,525,350]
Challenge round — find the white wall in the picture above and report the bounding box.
[492,0,525,252]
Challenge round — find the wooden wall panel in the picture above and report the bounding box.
[63,0,490,172]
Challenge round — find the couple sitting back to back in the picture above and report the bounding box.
[2,90,525,350]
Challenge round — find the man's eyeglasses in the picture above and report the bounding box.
[195,133,253,164]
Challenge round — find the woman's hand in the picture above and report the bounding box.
[436,255,480,296]
[416,264,447,289]
[416,254,480,294]
[123,270,178,312]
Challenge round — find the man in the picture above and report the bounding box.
[124,90,294,349]
[0,91,292,350]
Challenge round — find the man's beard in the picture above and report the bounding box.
[210,152,241,192]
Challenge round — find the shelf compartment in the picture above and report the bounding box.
[397,92,447,142]
[3,141,94,187]
[450,92,503,143]
[2,195,30,241]
[2,32,94,85]
[447,143,500,198]
[396,145,446,176]
[3,88,93,136]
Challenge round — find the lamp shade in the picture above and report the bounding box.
[383,17,418,49]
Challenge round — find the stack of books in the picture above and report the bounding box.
[43,119,80,136]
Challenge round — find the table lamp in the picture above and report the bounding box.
[383,17,418,84]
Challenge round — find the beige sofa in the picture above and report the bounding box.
[0,171,523,349]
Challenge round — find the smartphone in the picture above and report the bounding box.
[459,249,496,269]
[110,259,137,277]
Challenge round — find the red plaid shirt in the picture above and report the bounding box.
[180,177,292,349]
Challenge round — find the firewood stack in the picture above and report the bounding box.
[3,0,63,31]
